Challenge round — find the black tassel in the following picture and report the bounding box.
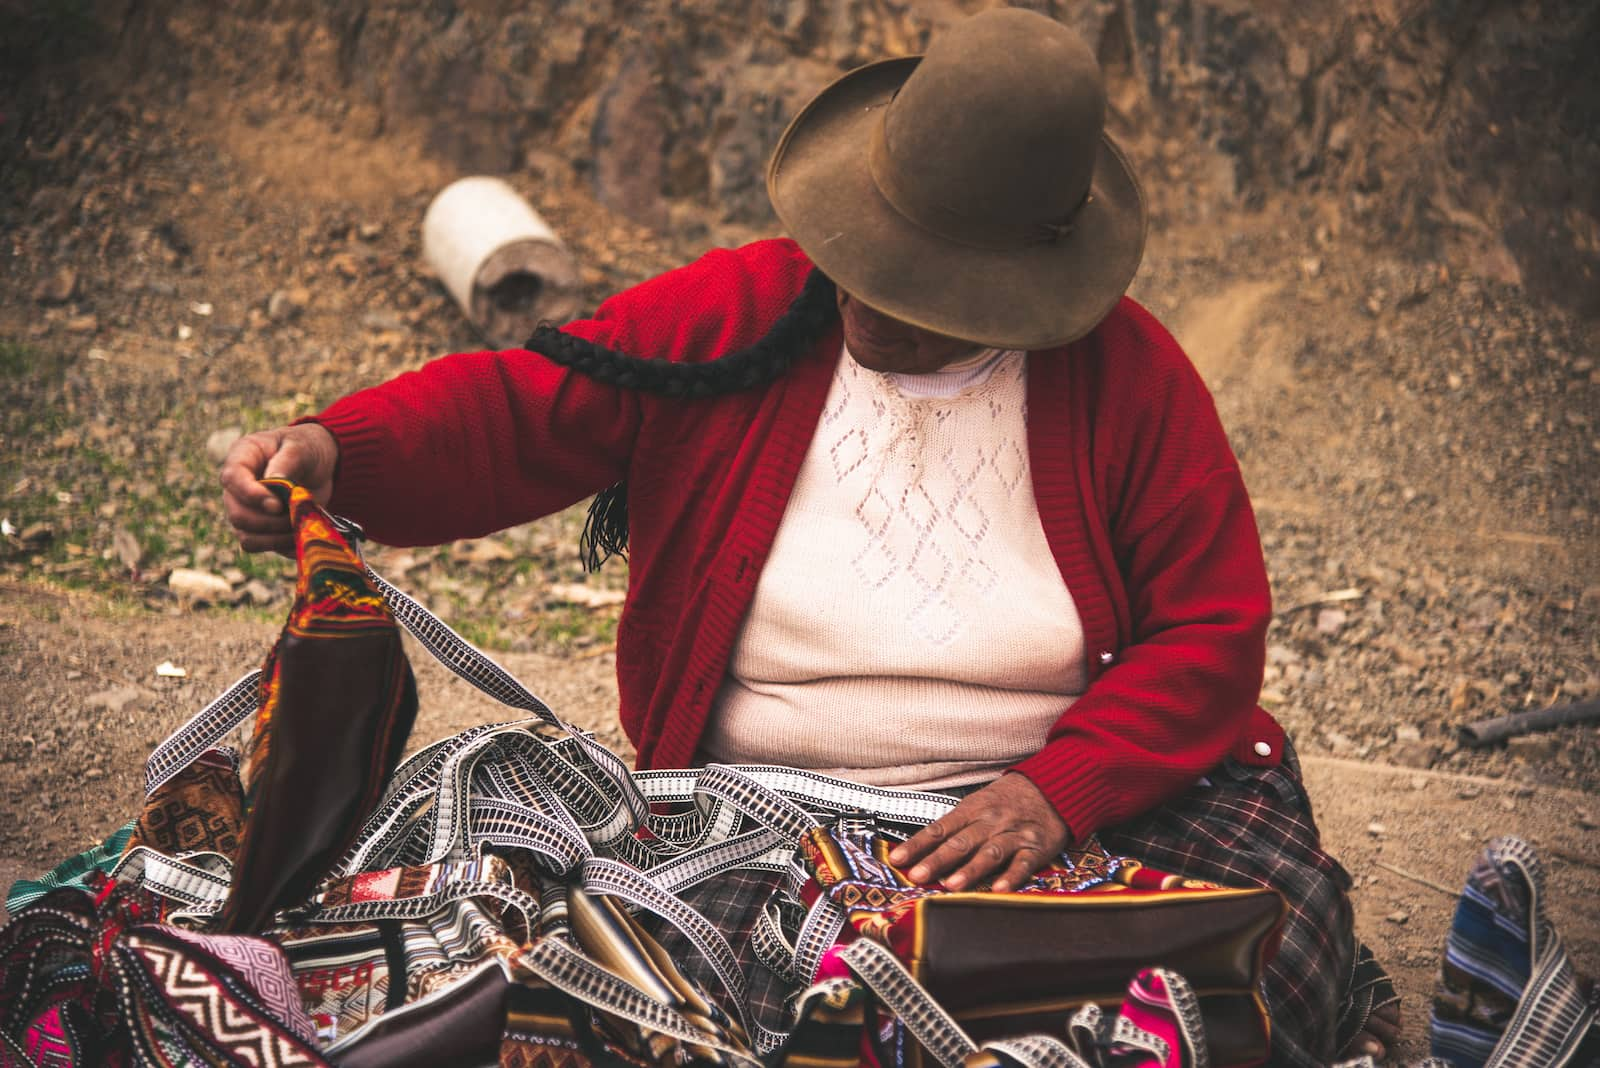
[579,481,630,572]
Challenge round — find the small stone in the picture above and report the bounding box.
[1457,786,1482,800]
[85,767,105,780]
[1316,607,1348,635]
[1447,372,1464,390]
[361,309,405,332]
[65,314,98,334]
[1366,821,1387,837]
[112,528,142,569]
[1410,776,1429,790]
[205,427,243,465]
[1392,741,1440,769]
[19,522,53,546]
[167,567,233,603]
[1505,735,1558,762]
[85,685,154,714]
[1325,730,1357,755]
[1395,724,1423,743]
[189,301,213,316]
[1577,812,1597,831]
[238,579,276,605]
[267,286,309,322]
[1386,910,1409,925]
[221,567,246,586]
[358,221,384,241]
[32,266,77,304]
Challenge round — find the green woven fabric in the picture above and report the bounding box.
[5,820,134,915]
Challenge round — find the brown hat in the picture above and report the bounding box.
[767,8,1146,350]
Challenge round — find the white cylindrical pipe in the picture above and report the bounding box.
[422,176,580,348]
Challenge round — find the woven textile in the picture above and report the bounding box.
[1431,836,1598,1068]
[0,883,327,1068]
[4,823,134,917]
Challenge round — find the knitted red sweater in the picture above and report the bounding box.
[314,238,1284,840]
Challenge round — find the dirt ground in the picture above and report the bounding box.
[1,24,1598,1066]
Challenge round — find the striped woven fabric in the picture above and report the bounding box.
[1431,836,1598,1068]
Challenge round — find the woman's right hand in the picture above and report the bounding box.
[219,423,340,554]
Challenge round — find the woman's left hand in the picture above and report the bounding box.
[887,773,1070,892]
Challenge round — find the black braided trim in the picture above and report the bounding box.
[522,268,838,570]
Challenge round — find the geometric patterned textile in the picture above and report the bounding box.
[161,927,318,1045]
[125,751,244,862]
[800,819,1221,953]
[0,882,326,1067]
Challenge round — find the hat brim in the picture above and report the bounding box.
[767,57,1147,350]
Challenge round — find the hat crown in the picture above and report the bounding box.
[872,8,1106,247]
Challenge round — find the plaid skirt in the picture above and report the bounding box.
[640,742,1355,1068]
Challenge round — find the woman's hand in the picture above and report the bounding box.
[219,423,339,554]
[888,772,1070,892]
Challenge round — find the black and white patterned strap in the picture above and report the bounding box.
[518,936,761,1067]
[143,671,260,794]
[363,566,652,827]
[836,940,976,1068]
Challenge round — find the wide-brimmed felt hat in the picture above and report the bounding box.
[767,8,1146,350]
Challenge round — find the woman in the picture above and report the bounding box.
[222,10,1397,1063]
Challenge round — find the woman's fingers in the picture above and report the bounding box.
[888,773,1069,890]
[218,424,339,552]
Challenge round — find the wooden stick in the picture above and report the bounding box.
[1458,699,1600,747]
[1373,860,1460,899]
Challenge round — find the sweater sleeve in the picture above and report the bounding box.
[1012,309,1270,839]
[309,241,812,546]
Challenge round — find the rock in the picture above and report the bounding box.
[1386,910,1409,925]
[267,286,309,321]
[85,685,155,715]
[112,528,143,569]
[1324,730,1357,755]
[1505,735,1558,762]
[328,252,361,279]
[167,567,233,603]
[1392,741,1440,769]
[361,309,405,332]
[1577,812,1597,831]
[238,580,277,605]
[85,767,105,780]
[205,427,243,465]
[32,266,77,304]
[19,523,53,546]
[1316,607,1348,635]
[1367,821,1387,837]
[1395,724,1423,743]
[221,567,246,586]
[547,582,627,608]
[64,314,98,334]
[1457,786,1482,800]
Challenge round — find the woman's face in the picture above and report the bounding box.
[836,289,988,374]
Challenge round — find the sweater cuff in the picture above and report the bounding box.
[296,405,390,527]
[1009,745,1120,844]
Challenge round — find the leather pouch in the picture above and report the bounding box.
[801,822,1286,1068]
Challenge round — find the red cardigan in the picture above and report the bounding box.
[315,238,1285,840]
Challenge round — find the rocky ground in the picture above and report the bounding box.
[1,3,1597,1062]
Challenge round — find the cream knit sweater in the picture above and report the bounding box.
[702,347,1088,788]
